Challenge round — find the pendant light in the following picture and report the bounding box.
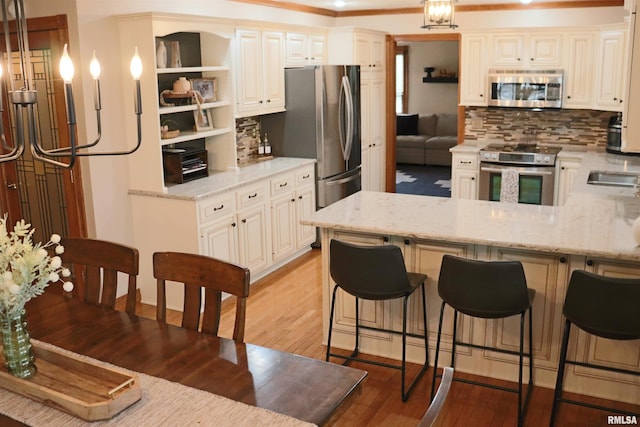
[421,0,458,30]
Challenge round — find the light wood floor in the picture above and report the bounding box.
[128,248,640,427]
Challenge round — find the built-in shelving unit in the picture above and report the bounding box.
[118,14,237,193]
[422,77,459,83]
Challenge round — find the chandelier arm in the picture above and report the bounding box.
[43,109,102,154]
[27,103,76,168]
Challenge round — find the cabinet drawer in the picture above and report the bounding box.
[271,173,295,196]
[295,166,315,187]
[453,155,478,170]
[199,194,236,225]
[237,182,269,209]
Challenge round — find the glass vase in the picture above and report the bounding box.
[1,309,37,379]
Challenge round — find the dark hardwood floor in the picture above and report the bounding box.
[124,249,640,426]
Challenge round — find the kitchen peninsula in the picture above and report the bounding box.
[304,150,640,405]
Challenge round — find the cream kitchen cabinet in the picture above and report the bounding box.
[285,32,326,67]
[451,152,479,200]
[355,32,385,74]
[554,156,582,205]
[270,164,316,262]
[594,26,628,112]
[236,181,271,273]
[460,33,488,106]
[361,75,386,191]
[235,29,286,117]
[200,214,240,265]
[491,32,563,68]
[563,32,596,109]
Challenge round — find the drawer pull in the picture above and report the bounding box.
[279,182,288,188]
[213,204,224,211]
[302,174,310,179]
[248,193,258,199]
[460,161,472,165]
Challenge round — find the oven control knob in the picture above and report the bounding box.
[544,156,551,163]
[535,155,542,163]
[491,153,498,160]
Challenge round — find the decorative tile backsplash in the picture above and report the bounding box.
[464,107,616,148]
[235,117,261,165]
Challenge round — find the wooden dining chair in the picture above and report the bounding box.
[61,237,139,315]
[152,251,251,342]
[418,367,454,427]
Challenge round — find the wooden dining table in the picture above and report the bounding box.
[0,292,366,426]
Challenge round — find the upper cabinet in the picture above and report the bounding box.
[118,14,237,193]
[328,28,386,73]
[235,29,286,117]
[563,32,596,109]
[594,25,628,112]
[285,32,326,67]
[460,33,488,106]
[491,32,563,68]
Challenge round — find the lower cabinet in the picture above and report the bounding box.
[451,152,479,199]
[554,156,582,205]
[238,204,270,272]
[200,215,240,264]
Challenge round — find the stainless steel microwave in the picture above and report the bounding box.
[488,69,563,108]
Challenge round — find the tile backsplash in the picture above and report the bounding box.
[464,107,616,148]
[236,117,262,165]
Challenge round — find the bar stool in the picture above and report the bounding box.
[549,270,640,426]
[431,255,535,427]
[326,239,429,402]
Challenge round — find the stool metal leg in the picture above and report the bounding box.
[518,311,525,427]
[451,309,459,368]
[430,301,446,402]
[326,285,339,362]
[549,319,571,427]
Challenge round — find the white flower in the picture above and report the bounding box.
[35,248,48,262]
[8,284,20,294]
[49,272,60,282]
[50,234,61,244]
[55,245,64,254]
[50,256,62,269]
[62,281,74,292]
[61,268,71,277]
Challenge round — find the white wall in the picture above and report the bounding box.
[404,41,459,115]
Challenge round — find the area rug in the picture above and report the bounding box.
[396,164,451,197]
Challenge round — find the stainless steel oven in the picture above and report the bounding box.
[478,144,561,206]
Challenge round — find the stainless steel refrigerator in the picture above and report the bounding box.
[263,65,361,209]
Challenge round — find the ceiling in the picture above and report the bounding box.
[276,0,563,11]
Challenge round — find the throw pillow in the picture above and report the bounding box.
[396,114,419,136]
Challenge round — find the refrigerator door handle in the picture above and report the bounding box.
[325,167,361,186]
[338,74,354,165]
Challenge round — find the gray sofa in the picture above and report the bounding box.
[396,113,458,166]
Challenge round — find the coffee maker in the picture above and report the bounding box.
[606,113,622,154]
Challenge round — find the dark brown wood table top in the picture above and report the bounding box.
[3,292,367,426]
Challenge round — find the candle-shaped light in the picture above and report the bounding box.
[89,51,102,111]
[59,44,76,125]
[130,47,142,115]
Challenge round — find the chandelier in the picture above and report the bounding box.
[0,0,143,168]
[421,0,458,30]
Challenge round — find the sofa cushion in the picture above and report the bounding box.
[436,114,458,136]
[397,135,428,149]
[396,114,419,135]
[426,135,458,149]
[418,114,438,137]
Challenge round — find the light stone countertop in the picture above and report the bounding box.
[128,157,316,201]
[303,149,640,262]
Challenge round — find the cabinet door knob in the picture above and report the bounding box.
[382,236,389,242]
[298,195,303,199]
[471,177,475,180]
[242,219,247,223]
[586,259,594,266]
[559,256,566,263]
[231,222,236,227]
[404,239,410,245]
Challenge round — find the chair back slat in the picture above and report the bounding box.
[153,252,250,342]
[61,237,139,315]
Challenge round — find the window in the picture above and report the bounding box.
[395,45,408,114]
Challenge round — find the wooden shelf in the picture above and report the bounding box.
[423,77,459,83]
[163,148,209,184]
[156,65,229,74]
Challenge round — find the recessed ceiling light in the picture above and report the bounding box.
[520,0,533,3]
[334,1,346,7]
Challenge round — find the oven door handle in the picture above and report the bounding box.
[480,166,554,176]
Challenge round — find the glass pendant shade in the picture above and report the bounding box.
[421,0,458,30]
